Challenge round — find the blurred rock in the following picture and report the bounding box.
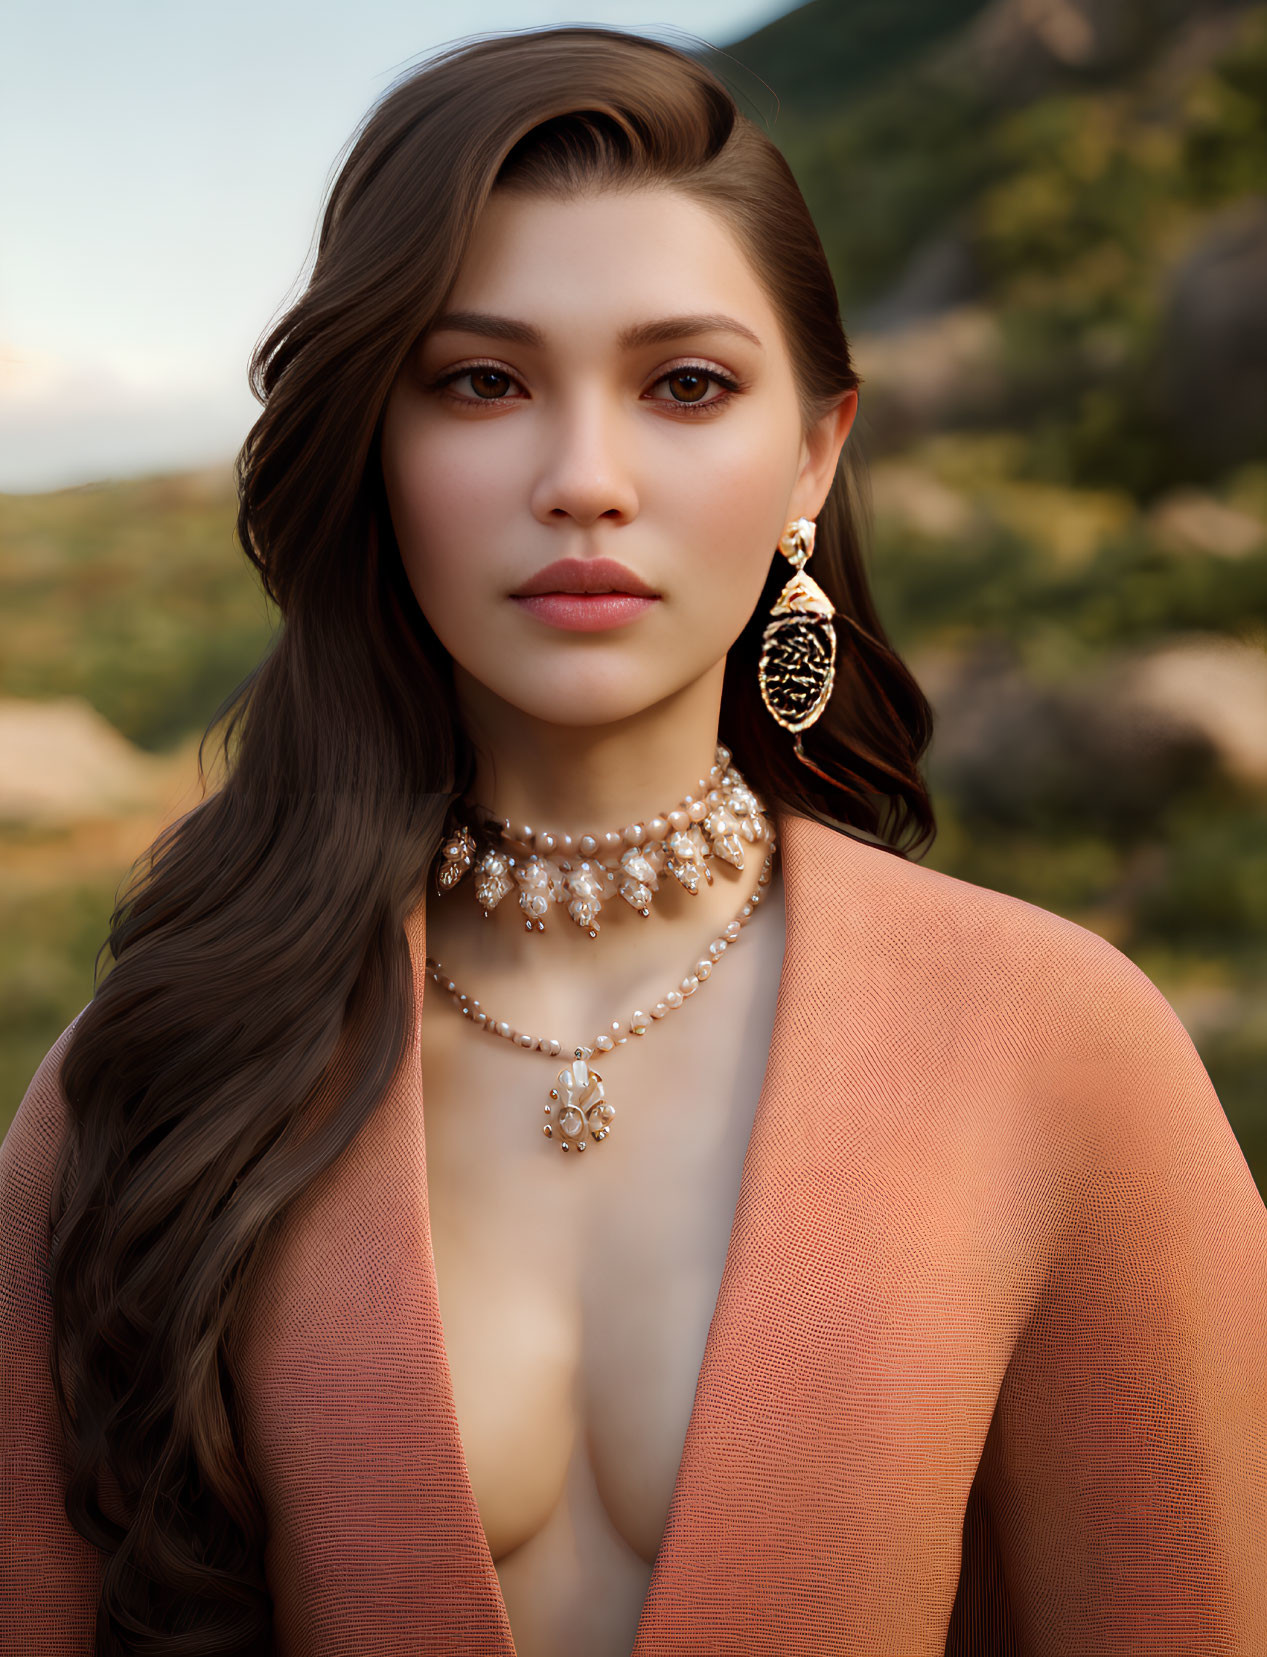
[0,696,172,825]
[852,306,1009,451]
[869,461,982,539]
[852,228,983,335]
[1161,194,1267,468]
[1136,5,1257,116]
[913,637,1221,833]
[1148,487,1267,558]
[928,0,1242,105]
[1113,634,1267,785]
[1164,978,1247,1041]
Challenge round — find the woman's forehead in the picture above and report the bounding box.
[430,188,776,354]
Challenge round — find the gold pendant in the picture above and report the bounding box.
[757,567,838,732]
[544,1047,615,1153]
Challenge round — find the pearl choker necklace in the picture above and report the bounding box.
[433,743,773,938]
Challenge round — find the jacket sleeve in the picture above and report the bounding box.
[975,945,1267,1654]
[1,1011,103,1654]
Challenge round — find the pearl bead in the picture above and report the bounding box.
[631,1012,650,1033]
[518,825,533,846]
[518,1033,533,1047]
[647,817,669,839]
[623,823,644,845]
[609,1020,625,1038]
[650,1003,668,1018]
[559,833,574,855]
[496,1020,511,1038]
[688,800,707,822]
[695,959,712,979]
[667,809,689,832]
[536,831,555,855]
[666,990,683,1008]
[579,835,598,856]
[742,904,752,917]
[709,939,726,957]
[603,830,624,852]
[724,920,742,941]
[681,976,699,995]
[707,789,723,807]
[545,1039,561,1056]
[596,1034,613,1051]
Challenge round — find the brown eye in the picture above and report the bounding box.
[665,369,709,404]
[467,369,513,399]
[646,363,742,415]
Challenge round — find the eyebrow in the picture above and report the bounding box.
[425,310,764,351]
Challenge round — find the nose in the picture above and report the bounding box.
[528,381,640,529]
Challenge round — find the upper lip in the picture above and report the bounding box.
[511,557,659,598]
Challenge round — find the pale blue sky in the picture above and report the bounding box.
[1,0,796,492]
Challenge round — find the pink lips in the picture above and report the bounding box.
[510,593,658,631]
[510,555,660,631]
[512,555,657,598]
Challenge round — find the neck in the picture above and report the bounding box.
[423,661,779,978]
[458,660,729,839]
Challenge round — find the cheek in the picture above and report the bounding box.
[381,408,513,624]
[666,439,791,636]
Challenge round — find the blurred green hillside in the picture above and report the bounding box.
[725,0,1267,1183]
[3,0,1265,1194]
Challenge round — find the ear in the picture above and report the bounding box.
[788,390,858,522]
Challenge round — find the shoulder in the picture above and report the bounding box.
[1,1007,87,1250]
[783,811,1225,1160]
[786,807,1156,1014]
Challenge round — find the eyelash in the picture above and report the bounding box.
[429,358,744,417]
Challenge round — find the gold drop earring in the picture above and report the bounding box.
[757,516,837,756]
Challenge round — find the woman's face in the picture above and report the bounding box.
[380,184,855,730]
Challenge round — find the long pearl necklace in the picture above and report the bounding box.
[425,831,778,1156]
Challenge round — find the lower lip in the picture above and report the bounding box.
[510,593,659,631]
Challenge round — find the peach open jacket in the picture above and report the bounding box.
[3,810,1266,1654]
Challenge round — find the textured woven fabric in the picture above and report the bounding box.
[3,808,1265,1654]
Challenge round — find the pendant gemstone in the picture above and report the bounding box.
[548,1049,615,1152]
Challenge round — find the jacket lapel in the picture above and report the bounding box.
[629,808,867,1651]
[238,808,861,1654]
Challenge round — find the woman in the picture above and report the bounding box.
[2,24,1264,1657]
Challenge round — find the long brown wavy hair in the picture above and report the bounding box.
[48,23,935,1653]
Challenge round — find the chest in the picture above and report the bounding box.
[395,858,1061,1657]
[416,920,786,1656]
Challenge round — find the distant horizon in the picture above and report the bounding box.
[0,457,242,500]
[1,0,795,495]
